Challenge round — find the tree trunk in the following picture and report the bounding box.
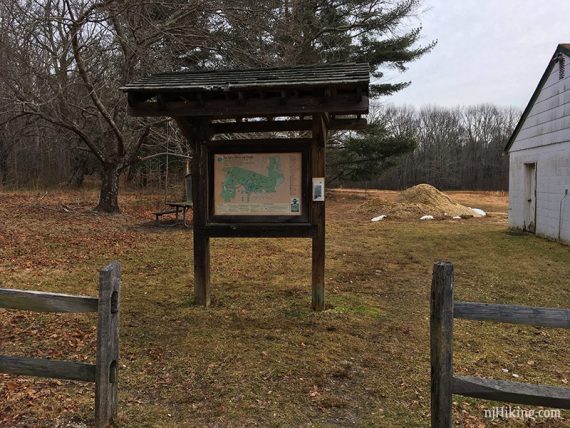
[96,164,121,213]
[68,155,88,188]
[0,154,7,186]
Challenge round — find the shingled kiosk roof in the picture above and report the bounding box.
[122,63,369,91]
[122,63,370,128]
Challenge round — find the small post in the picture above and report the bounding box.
[95,262,120,427]
[430,261,454,428]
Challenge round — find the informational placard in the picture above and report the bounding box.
[312,177,325,201]
[213,152,303,216]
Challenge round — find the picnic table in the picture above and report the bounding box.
[153,201,193,228]
[152,174,193,227]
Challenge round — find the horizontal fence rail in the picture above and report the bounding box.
[454,301,570,328]
[0,355,96,382]
[452,375,570,410]
[430,261,570,428]
[0,261,120,428]
[0,288,98,313]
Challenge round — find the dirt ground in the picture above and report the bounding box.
[0,189,568,427]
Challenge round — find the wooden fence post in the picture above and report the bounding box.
[431,261,454,428]
[95,262,120,427]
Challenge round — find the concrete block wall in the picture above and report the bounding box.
[509,142,570,244]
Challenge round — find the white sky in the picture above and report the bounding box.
[383,0,570,109]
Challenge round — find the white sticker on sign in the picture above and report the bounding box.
[312,177,325,201]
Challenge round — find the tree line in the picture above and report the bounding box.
[330,103,520,191]
[0,0,433,212]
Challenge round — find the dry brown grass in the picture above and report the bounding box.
[0,189,568,427]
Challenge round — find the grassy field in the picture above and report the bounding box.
[0,189,569,427]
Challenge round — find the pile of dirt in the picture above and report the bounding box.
[359,184,476,220]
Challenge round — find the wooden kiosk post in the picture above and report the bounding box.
[311,114,327,310]
[176,118,212,306]
[123,64,369,310]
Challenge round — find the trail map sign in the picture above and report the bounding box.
[213,152,302,216]
[123,62,370,310]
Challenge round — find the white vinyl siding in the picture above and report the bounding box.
[510,55,570,152]
[508,50,570,244]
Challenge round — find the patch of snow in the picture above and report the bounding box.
[452,216,461,219]
[420,215,434,220]
[470,208,487,217]
[371,215,387,222]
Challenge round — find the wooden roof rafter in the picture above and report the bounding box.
[209,117,367,135]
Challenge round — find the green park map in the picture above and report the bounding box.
[220,156,284,203]
[214,153,302,215]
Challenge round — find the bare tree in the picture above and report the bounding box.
[0,0,212,211]
[0,0,434,205]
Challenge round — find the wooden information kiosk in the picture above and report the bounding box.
[123,63,370,310]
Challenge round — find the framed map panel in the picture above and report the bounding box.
[207,141,310,224]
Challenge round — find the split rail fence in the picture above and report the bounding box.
[0,262,121,428]
[430,261,570,427]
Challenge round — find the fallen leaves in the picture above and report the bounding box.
[0,191,161,273]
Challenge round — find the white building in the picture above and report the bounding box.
[505,44,570,244]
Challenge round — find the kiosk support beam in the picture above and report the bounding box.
[311,114,327,311]
[176,118,211,306]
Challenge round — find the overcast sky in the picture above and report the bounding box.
[382,0,570,109]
